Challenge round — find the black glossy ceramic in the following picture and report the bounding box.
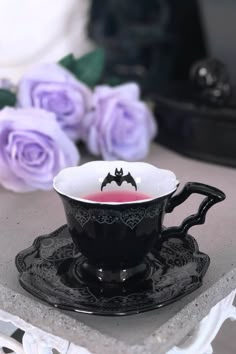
[154,60,236,167]
[15,225,210,316]
[59,181,224,284]
[60,193,166,282]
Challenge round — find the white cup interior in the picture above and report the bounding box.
[53,161,179,204]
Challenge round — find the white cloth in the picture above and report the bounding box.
[0,0,93,82]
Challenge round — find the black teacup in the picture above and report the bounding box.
[53,161,225,285]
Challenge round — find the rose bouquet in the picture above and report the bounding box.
[0,49,157,192]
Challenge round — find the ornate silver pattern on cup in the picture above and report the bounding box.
[64,201,163,229]
[121,208,146,229]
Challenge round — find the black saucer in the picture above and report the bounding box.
[15,225,210,316]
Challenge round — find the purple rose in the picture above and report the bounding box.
[82,83,157,160]
[0,107,79,192]
[18,63,92,141]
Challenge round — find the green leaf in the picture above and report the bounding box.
[59,53,76,72]
[0,89,16,109]
[59,48,106,87]
[73,48,105,87]
[103,76,122,86]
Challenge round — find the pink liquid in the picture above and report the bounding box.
[83,190,151,202]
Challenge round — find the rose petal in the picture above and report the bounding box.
[85,82,157,161]
[18,63,92,141]
[18,63,91,106]
[93,83,140,104]
[0,107,80,192]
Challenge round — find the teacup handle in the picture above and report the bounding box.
[163,182,225,237]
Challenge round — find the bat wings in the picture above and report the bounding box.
[101,168,137,191]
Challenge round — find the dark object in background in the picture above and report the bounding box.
[88,0,206,96]
[190,58,232,106]
[154,59,236,167]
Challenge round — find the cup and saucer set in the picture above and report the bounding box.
[15,161,225,316]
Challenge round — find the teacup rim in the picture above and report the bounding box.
[53,160,179,205]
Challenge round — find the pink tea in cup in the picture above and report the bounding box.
[83,190,151,203]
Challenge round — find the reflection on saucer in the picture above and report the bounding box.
[15,225,210,316]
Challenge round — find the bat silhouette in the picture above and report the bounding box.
[101,168,137,191]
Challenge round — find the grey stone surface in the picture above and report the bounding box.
[0,144,236,354]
